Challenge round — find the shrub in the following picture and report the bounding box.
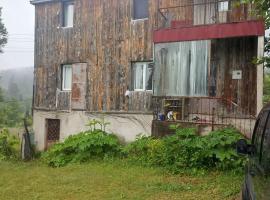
[123,135,166,166]
[42,130,121,167]
[43,125,246,172]
[0,128,20,160]
[123,127,246,172]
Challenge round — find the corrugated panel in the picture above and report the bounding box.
[154,40,210,96]
[71,63,87,110]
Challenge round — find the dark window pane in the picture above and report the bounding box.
[146,63,153,90]
[133,0,149,20]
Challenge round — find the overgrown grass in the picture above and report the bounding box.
[0,160,243,200]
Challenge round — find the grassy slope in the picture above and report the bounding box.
[0,160,242,200]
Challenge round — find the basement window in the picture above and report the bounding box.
[62,65,72,90]
[132,62,153,91]
[63,1,74,27]
[133,0,149,20]
[218,1,229,12]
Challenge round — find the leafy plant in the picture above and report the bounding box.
[42,130,121,167]
[86,117,110,132]
[123,127,246,172]
[0,128,19,160]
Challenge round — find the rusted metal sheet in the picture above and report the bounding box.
[71,63,87,110]
[153,20,264,43]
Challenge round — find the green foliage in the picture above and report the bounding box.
[0,7,8,53]
[86,117,110,132]
[0,87,3,102]
[124,127,246,172]
[42,130,121,167]
[240,0,269,68]
[239,0,270,29]
[43,124,246,172]
[0,99,25,128]
[264,74,270,104]
[0,128,19,160]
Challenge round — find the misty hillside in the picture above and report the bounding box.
[0,67,34,100]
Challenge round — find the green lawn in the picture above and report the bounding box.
[0,160,243,200]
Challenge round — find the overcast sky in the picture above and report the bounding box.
[0,0,34,70]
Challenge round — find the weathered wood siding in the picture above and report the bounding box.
[211,37,257,115]
[33,0,257,114]
[34,0,167,112]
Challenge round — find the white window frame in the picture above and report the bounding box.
[132,62,153,91]
[218,1,229,12]
[63,1,74,28]
[62,65,72,91]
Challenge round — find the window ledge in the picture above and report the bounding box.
[131,18,149,23]
[60,26,73,30]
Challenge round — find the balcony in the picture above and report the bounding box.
[157,0,258,30]
[154,0,264,46]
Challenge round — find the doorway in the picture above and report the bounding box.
[46,119,60,149]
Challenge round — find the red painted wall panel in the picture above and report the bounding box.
[153,21,265,43]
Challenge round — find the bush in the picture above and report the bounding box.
[123,127,246,172]
[42,130,121,167]
[43,125,246,172]
[0,128,20,160]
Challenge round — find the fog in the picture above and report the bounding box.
[0,0,34,70]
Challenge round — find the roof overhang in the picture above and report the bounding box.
[153,20,265,43]
[30,0,55,5]
[30,0,74,5]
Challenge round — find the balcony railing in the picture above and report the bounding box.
[157,0,258,29]
[152,96,256,137]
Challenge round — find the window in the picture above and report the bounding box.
[218,1,229,12]
[62,65,72,90]
[133,0,149,20]
[63,1,74,27]
[132,62,153,91]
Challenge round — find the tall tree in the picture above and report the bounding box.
[0,7,8,53]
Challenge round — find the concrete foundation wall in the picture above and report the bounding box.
[33,110,152,151]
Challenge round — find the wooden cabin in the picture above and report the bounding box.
[30,0,264,150]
